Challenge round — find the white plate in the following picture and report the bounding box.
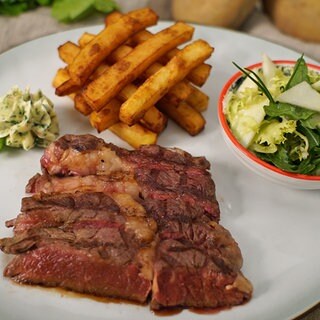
[0,22,319,320]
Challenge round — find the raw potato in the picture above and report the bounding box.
[172,0,257,29]
[263,0,320,42]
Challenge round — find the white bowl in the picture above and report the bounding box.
[218,60,320,189]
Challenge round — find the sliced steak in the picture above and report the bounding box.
[0,134,252,311]
[0,191,155,303]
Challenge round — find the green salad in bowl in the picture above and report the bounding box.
[222,54,320,177]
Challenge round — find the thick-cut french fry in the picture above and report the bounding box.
[89,99,121,132]
[83,22,195,111]
[58,38,191,106]
[68,8,158,86]
[90,63,110,79]
[58,43,166,132]
[58,41,79,65]
[57,40,167,133]
[52,68,70,89]
[105,11,126,28]
[139,63,193,102]
[55,78,80,96]
[119,40,213,125]
[186,63,212,87]
[186,86,210,112]
[109,122,157,149]
[115,82,167,133]
[105,43,193,104]
[52,68,76,100]
[157,98,206,136]
[164,80,193,104]
[74,93,92,116]
[107,45,132,64]
[157,49,212,87]
[78,32,95,48]
[105,11,212,87]
[139,107,168,134]
[53,9,214,147]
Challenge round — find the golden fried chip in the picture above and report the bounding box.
[69,8,158,85]
[83,22,194,111]
[119,40,213,125]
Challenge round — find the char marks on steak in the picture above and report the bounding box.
[151,220,251,309]
[0,134,252,310]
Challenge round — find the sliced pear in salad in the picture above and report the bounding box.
[277,81,320,113]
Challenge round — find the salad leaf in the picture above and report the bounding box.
[264,101,316,120]
[285,55,309,90]
[224,77,268,148]
[297,144,320,175]
[301,113,320,129]
[252,118,296,153]
[257,145,299,172]
[0,137,5,151]
[297,124,320,150]
[297,157,316,175]
[287,131,309,161]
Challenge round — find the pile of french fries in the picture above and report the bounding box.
[52,8,214,148]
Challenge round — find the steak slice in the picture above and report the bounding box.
[26,173,139,198]
[4,243,151,303]
[40,134,210,177]
[0,191,155,303]
[40,134,126,176]
[151,220,252,309]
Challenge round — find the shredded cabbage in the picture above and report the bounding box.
[251,119,297,153]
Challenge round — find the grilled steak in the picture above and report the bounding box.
[151,220,251,309]
[40,134,210,177]
[0,191,155,303]
[0,134,252,310]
